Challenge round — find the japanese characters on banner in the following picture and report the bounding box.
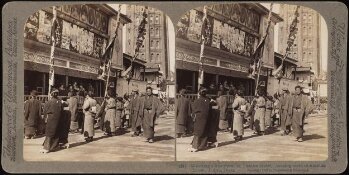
[176,12,190,40]
[176,5,261,58]
[24,6,109,60]
[24,12,39,40]
[37,10,53,44]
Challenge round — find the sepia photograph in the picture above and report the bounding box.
[175,3,328,161]
[23,3,176,161]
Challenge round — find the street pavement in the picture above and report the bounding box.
[176,113,328,161]
[23,112,175,161]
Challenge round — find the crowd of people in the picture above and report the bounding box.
[24,86,164,154]
[176,85,315,152]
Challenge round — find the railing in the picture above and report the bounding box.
[175,94,255,104]
[24,95,105,104]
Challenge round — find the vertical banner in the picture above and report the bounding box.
[48,6,57,99]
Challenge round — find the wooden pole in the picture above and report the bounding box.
[198,6,208,93]
[48,6,57,100]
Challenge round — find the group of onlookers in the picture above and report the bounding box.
[24,86,164,154]
[176,85,315,152]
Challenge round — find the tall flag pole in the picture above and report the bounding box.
[48,6,57,99]
[272,6,300,82]
[121,6,148,84]
[198,6,209,92]
[250,3,273,95]
[98,4,122,97]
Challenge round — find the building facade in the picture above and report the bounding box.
[175,3,282,95]
[124,5,169,88]
[24,4,131,97]
[278,4,322,78]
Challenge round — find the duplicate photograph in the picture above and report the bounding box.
[175,3,328,161]
[23,3,176,161]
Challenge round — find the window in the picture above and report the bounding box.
[156,41,159,49]
[150,40,154,48]
[150,53,154,62]
[149,15,153,24]
[155,15,159,24]
[155,28,159,36]
[156,53,160,62]
[150,27,154,36]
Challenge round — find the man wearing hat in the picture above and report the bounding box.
[289,86,309,142]
[41,88,63,153]
[129,89,142,137]
[188,87,212,152]
[175,89,190,138]
[24,90,42,139]
[139,87,162,143]
[278,87,292,136]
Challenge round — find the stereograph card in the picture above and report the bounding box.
[1,1,347,174]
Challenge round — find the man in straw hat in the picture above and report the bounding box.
[278,87,292,136]
[139,87,162,143]
[188,86,212,152]
[24,90,42,139]
[40,88,63,153]
[129,89,142,137]
[175,89,190,138]
[289,85,309,142]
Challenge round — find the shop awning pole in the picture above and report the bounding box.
[198,6,209,93]
[48,6,57,100]
[254,3,273,96]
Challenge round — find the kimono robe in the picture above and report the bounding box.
[123,100,131,127]
[24,97,42,137]
[83,97,97,137]
[289,94,308,138]
[253,96,266,132]
[139,95,162,139]
[42,97,63,151]
[232,96,247,136]
[104,97,117,133]
[67,96,78,130]
[175,96,190,134]
[115,100,124,128]
[217,96,228,130]
[208,99,220,143]
[129,96,142,133]
[278,94,292,132]
[190,96,211,150]
[265,100,273,127]
[59,101,70,145]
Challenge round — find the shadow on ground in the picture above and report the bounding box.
[302,134,325,141]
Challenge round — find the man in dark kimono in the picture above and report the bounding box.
[175,89,190,138]
[129,89,142,137]
[207,95,220,147]
[59,97,70,148]
[24,90,42,139]
[40,88,63,153]
[278,88,292,136]
[139,87,162,143]
[289,86,309,142]
[67,92,79,133]
[188,87,211,152]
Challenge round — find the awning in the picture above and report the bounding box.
[176,60,250,79]
[25,61,101,80]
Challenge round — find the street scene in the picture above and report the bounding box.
[175,3,328,161]
[23,4,176,161]
[24,112,175,161]
[176,112,327,161]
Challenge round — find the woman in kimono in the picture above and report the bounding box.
[40,88,63,153]
[188,87,211,152]
[24,90,42,139]
[115,97,124,135]
[264,96,273,129]
[253,89,266,135]
[217,91,229,132]
[83,91,97,142]
[272,94,280,127]
[232,89,247,141]
[67,91,79,133]
[123,94,131,128]
[103,89,117,136]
